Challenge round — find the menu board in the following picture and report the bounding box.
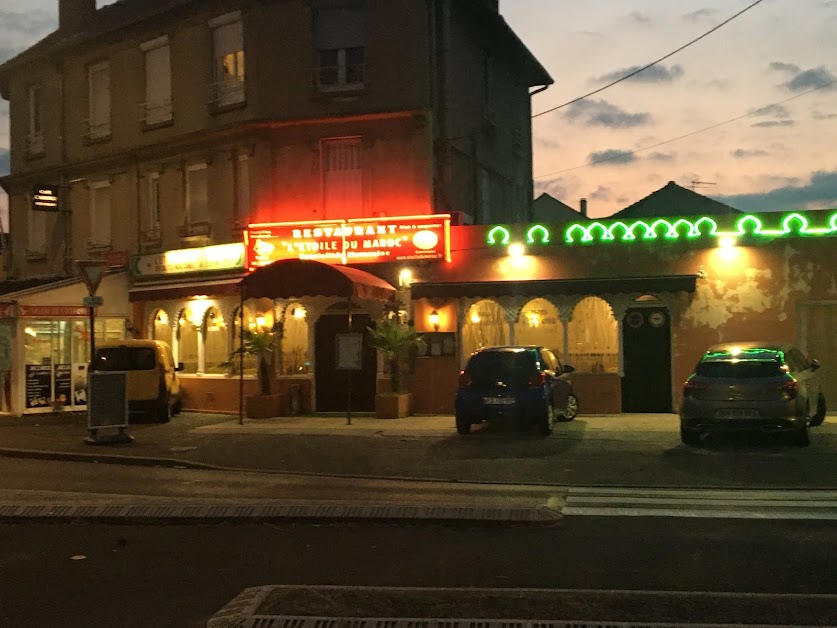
[72,363,89,408]
[25,364,52,409]
[54,364,72,406]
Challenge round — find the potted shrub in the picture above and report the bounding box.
[368,316,426,419]
[224,328,284,418]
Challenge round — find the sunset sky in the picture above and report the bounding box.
[1,0,835,222]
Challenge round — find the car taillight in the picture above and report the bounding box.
[458,371,472,387]
[528,371,546,388]
[778,378,799,400]
[683,379,708,398]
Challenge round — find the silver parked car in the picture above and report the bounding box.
[680,342,826,446]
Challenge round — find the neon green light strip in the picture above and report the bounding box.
[482,211,837,246]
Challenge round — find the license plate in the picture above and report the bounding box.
[484,397,515,405]
[715,408,759,419]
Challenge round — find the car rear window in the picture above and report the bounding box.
[92,347,157,372]
[467,351,535,385]
[695,359,785,379]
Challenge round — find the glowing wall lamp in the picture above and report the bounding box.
[399,268,413,287]
[508,243,526,258]
[293,306,307,320]
[429,309,440,332]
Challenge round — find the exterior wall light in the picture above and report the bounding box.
[508,243,525,257]
[293,306,306,320]
[429,309,440,332]
[719,236,737,249]
[399,268,413,287]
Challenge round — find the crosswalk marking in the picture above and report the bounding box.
[559,487,837,519]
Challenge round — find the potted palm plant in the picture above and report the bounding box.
[225,328,283,418]
[368,316,426,419]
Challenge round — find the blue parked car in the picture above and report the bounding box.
[455,346,577,436]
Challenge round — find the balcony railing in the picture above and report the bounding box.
[208,78,245,108]
[140,100,173,127]
[27,133,45,156]
[82,118,111,142]
[178,221,212,240]
[314,63,365,92]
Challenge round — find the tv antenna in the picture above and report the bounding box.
[690,180,716,191]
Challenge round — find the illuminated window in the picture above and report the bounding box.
[281,303,310,375]
[567,296,618,373]
[177,309,198,374]
[151,309,173,348]
[210,12,245,106]
[462,299,508,363]
[515,298,563,358]
[203,307,228,375]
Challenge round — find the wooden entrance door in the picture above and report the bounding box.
[621,307,673,413]
[315,312,377,412]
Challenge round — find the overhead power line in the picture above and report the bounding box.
[532,0,767,119]
[533,78,837,179]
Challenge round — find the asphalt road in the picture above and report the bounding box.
[1,518,836,628]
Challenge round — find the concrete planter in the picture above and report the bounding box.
[375,392,413,419]
[245,393,285,419]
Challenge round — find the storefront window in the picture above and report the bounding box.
[515,298,564,357]
[567,296,618,373]
[94,318,125,348]
[281,303,309,375]
[151,309,173,349]
[177,309,199,374]
[462,299,508,361]
[203,307,228,375]
[231,302,273,376]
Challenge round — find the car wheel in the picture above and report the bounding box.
[789,425,810,447]
[537,403,556,437]
[455,414,472,435]
[680,426,702,446]
[810,393,827,427]
[559,394,579,421]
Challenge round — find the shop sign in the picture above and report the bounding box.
[19,305,92,318]
[130,242,245,277]
[54,364,72,406]
[245,215,452,269]
[31,185,60,212]
[25,364,52,409]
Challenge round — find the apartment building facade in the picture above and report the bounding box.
[0,0,551,414]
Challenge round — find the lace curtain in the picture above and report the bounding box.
[567,296,618,373]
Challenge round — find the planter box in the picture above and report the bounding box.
[245,393,285,419]
[375,393,413,419]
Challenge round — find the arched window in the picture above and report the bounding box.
[462,299,507,361]
[567,296,618,373]
[281,303,309,375]
[176,308,198,374]
[150,309,173,349]
[203,307,228,375]
[515,298,563,358]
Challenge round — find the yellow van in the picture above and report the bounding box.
[90,339,182,422]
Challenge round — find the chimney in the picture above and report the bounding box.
[59,0,97,32]
[580,198,588,218]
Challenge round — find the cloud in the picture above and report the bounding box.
[595,64,684,84]
[684,8,719,22]
[589,186,612,201]
[629,11,652,24]
[783,66,837,91]
[534,177,570,200]
[751,120,796,128]
[533,136,562,151]
[0,148,8,175]
[648,152,676,162]
[588,149,636,166]
[752,104,790,118]
[713,170,837,212]
[0,10,54,37]
[731,149,768,159]
[564,99,651,128]
[813,110,837,120]
[769,61,801,74]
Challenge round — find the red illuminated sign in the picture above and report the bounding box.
[245,215,451,270]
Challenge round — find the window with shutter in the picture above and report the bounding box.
[143,38,172,125]
[28,85,44,155]
[314,6,365,91]
[235,154,251,226]
[186,164,209,225]
[210,14,245,107]
[89,182,112,247]
[87,62,111,139]
[27,205,47,254]
[322,138,363,219]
